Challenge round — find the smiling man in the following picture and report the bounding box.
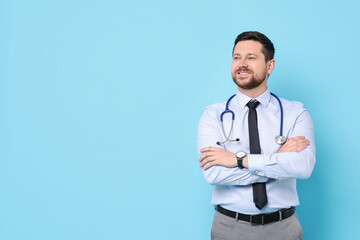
[197,31,316,240]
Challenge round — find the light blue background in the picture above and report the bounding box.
[1,0,359,239]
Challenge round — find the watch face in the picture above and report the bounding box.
[236,152,246,158]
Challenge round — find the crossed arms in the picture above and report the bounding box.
[197,106,316,185]
[199,136,309,169]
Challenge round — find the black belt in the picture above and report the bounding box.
[215,205,295,225]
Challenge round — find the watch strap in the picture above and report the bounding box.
[237,157,245,169]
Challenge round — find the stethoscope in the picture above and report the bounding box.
[216,93,287,145]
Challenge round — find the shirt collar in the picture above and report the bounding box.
[235,89,271,109]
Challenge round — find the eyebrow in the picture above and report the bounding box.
[233,53,258,57]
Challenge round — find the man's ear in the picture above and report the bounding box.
[267,59,275,75]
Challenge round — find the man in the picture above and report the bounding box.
[197,31,316,240]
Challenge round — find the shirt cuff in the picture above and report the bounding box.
[248,154,266,176]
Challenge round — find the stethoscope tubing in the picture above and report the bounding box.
[270,92,283,137]
[218,92,285,145]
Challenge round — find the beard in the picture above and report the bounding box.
[232,68,267,90]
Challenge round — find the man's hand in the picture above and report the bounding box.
[199,147,236,170]
[277,136,309,153]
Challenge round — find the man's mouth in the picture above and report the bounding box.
[237,71,252,76]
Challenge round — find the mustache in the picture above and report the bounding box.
[235,67,253,73]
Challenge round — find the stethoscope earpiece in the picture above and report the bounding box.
[217,93,286,145]
[217,138,239,146]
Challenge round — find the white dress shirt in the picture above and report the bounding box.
[197,89,316,214]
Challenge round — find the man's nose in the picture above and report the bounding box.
[238,59,248,68]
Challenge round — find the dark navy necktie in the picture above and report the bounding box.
[246,100,268,210]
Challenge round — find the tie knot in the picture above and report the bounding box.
[246,100,260,109]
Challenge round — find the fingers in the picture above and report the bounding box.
[291,138,309,146]
[198,151,215,162]
[289,136,305,141]
[199,156,216,168]
[198,152,207,162]
[198,147,222,165]
[287,137,308,145]
[199,147,235,170]
[198,151,215,167]
[200,146,222,153]
[277,136,310,153]
[198,148,222,169]
[294,139,310,152]
[202,161,216,170]
[285,138,310,152]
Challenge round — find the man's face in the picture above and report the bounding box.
[231,40,274,90]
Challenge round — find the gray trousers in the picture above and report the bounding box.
[211,210,303,240]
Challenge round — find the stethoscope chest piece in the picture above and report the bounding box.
[275,135,287,145]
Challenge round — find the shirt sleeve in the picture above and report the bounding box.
[247,107,316,179]
[197,106,268,185]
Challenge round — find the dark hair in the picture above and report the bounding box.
[233,31,275,62]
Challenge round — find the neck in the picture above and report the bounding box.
[238,85,268,99]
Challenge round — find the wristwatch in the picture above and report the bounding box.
[236,152,246,169]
